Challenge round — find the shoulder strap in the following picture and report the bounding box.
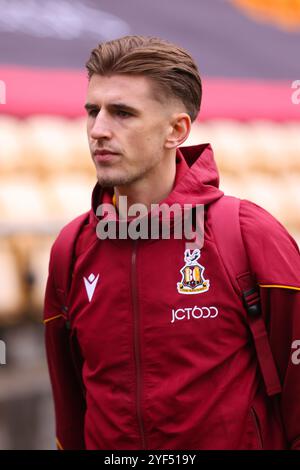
[51,211,90,315]
[209,195,281,396]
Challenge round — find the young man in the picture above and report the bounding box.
[44,35,300,450]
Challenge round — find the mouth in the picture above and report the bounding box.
[93,150,120,164]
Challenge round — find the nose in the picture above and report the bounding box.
[90,110,113,140]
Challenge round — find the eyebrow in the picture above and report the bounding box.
[84,102,140,114]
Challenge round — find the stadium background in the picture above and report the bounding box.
[0,0,299,449]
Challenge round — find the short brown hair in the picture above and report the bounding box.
[85,35,202,122]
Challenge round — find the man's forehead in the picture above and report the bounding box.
[87,74,157,104]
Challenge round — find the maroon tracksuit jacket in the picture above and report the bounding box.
[44,144,300,450]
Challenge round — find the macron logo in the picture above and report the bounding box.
[83,273,99,302]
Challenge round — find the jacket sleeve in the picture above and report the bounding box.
[44,247,86,450]
[240,199,300,450]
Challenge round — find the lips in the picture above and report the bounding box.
[93,149,120,163]
[94,149,118,156]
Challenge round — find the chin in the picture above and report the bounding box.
[97,179,116,188]
[97,174,128,188]
[96,173,116,187]
[96,169,139,188]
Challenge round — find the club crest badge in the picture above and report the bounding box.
[177,249,210,294]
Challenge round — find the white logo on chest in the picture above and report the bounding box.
[83,273,99,302]
[171,306,218,323]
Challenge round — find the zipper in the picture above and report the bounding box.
[131,240,147,449]
[250,406,263,449]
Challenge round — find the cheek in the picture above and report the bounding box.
[134,122,165,144]
[123,119,168,157]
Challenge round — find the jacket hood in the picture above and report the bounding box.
[91,143,223,220]
[163,143,223,206]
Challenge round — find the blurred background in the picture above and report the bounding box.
[0,0,299,449]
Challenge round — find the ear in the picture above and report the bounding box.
[164,113,192,149]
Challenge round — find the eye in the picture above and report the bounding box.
[116,110,131,118]
[87,109,99,118]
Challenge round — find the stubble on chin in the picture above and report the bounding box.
[96,166,145,188]
[95,154,161,188]
[96,171,135,188]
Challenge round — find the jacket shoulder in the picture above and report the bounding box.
[239,199,300,287]
[49,209,91,280]
[44,211,91,320]
[52,211,91,251]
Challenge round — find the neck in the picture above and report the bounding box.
[115,151,177,217]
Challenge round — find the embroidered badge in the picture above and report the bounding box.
[177,249,210,294]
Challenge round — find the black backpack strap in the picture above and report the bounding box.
[209,195,281,396]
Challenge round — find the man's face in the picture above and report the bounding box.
[85,74,179,188]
